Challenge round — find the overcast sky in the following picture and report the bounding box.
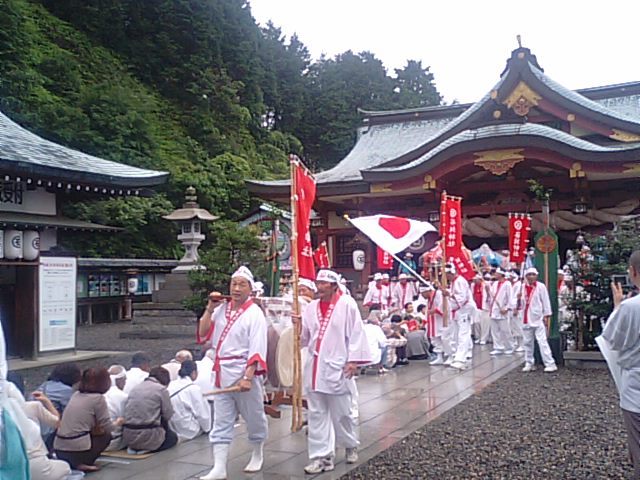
[249,0,640,104]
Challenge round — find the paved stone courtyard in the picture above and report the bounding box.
[85,346,521,480]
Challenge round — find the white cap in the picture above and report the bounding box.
[373,273,383,281]
[444,263,456,274]
[483,273,492,280]
[525,267,539,276]
[398,273,409,280]
[317,269,340,283]
[382,273,390,279]
[253,281,264,294]
[495,267,507,276]
[299,277,317,293]
[232,266,255,288]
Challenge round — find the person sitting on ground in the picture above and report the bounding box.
[54,367,121,473]
[122,366,177,454]
[6,381,71,480]
[415,304,427,323]
[33,363,81,417]
[123,352,151,395]
[167,360,211,442]
[104,365,128,452]
[162,350,193,382]
[390,315,410,365]
[362,313,389,374]
[403,302,415,317]
[32,362,82,449]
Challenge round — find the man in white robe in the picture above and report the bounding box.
[601,251,640,478]
[471,274,491,345]
[363,273,389,312]
[167,360,211,442]
[105,365,128,451]
[514,267,557,373]
[508,271,525,352]
[488,268,514,356]
[421,283,448,365]
[392,274,418,310]
[162,350,193,382]
[197,266,269,480]
[123,352,151,395]
[444,264,475,370]
[299,269,371,474]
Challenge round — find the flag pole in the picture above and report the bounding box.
[289,154,303,432]
[440,191,449,328]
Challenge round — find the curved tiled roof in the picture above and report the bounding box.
[363,123,640,180]
[0,111,169,187]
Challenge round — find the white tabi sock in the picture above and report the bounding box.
[200,444,229,480]
[244,442,264,472]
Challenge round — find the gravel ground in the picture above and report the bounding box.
[343,368,632,480]
[18,322,201,392]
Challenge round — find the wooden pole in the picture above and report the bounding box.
[289,155,303,432]
[440,192,449,327]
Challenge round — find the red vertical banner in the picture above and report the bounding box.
[441,193,475,280]
[313,241,330,268]
[508,213,531,263]
[294,161,317,280]
[376,246,394,270]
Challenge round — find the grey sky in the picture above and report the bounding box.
[249,0,640,104]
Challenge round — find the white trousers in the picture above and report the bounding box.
[347,377,359,421]
[209,377,268,445]
[453,316,472,363]
[478,310,492,343]
[307,391,359,460]
[523,325,556,367]
[30,455,71,480]
[509,314,524,343]
[490,318,513,351]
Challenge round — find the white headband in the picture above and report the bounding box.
[373,273,383,281]
[299,277,317,293]
[525,267,539,276]
[232,266,255,288]
[419,282,435,292]
[316,269,340,283]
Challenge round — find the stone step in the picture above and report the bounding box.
[134,302,186,310]
[132,314,196,326]
[119,323,195,339]
[133,308,194,318]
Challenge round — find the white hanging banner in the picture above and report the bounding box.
[39,256,77,352]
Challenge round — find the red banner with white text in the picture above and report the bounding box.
[508,214,531,264]
[294,160,317,280]
[377,246,394,270]
[313,241,330,268]
[440,193,475,280]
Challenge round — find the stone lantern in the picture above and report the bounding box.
[163,186,218,271]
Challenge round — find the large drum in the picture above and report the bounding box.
[275,326,308,388]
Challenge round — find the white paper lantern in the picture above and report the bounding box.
[0,230,4,259]
[127,277,139,294]
[4,230,23,260]
[352,249,365,271]
[23,231,40,261]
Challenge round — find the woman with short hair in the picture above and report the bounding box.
[54,368,120,472]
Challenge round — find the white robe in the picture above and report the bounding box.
[363,283,390,309]
[488,280,512,320]
[449,275,475,320]
[123,367,149,395]
[301,294,372,395]
[425,290,445,337]
[363,324,388,365]
[392,282,417,308]
[167,377,211,442]
[602,294,640,413]
[104,385,128,451]
[199,302,268,388]
[514,281,552,326]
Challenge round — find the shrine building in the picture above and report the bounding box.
[248,47,640,293]
[0,110,169,359]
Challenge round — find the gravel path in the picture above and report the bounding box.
[19,322,200,392]
[343,368,633,480]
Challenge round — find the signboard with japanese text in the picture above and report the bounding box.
[0,183,56,215]
[38,256,77,352]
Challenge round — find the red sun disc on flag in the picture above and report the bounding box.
[378,217,411,239]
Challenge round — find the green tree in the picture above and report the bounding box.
[393,60,442,108]
[184,221,269,312]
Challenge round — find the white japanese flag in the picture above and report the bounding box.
[348,215,437,255]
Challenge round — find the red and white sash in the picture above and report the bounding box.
[311,292,341,390]
[490,280,506,316]
[212,299,253,387]
[523,283,536,325]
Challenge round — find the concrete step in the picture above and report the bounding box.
[120,323,195,339]
[134,302,186,310]
[133,308,195,318]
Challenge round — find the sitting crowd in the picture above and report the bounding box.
[6,349,212,478]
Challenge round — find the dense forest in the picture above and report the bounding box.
[0,0,442,257]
